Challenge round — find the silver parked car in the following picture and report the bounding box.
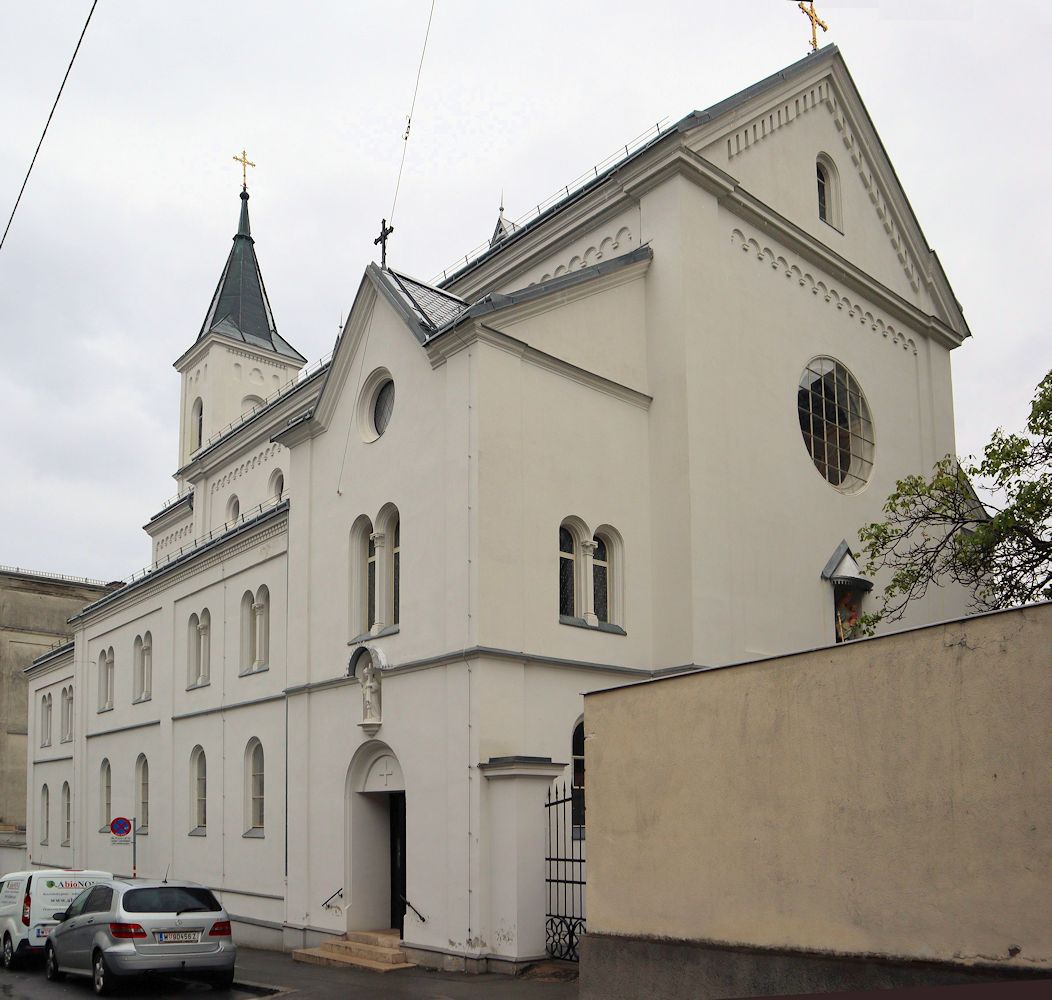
[44,879,236,994]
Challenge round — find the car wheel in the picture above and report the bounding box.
[92,949,114,995]
[210,969,235,990]
[1,934,16,971]
[45,943,65,982]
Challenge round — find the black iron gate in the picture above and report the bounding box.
[545,781,585,961]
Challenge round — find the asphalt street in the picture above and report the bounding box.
[0,948,579,1000]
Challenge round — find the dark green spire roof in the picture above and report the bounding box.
[198,189,306,362]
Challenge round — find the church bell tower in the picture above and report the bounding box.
[174,179,306,470]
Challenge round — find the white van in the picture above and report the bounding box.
[0,869,111,969]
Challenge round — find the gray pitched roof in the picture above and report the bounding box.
[197,189,306,363]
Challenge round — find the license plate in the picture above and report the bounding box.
[155,931,198,943]
[35,927,50,939]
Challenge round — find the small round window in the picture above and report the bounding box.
[373,379,395,436]
[797,358,874,493]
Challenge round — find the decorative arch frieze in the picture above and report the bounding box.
[535,226,635,284]
[730,228,917,355]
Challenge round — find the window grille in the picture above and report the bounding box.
[559,527,575,616]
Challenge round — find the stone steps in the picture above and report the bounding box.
[292,928,414,974]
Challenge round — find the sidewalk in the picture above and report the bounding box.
[234,948,579,1000]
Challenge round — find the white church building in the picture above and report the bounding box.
[25,46,973,973]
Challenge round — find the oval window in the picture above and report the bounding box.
[797,358,874,493]
[373,379,395,436]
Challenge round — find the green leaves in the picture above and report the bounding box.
[859,369,1052,622]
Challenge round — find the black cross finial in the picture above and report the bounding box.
[375,218,395,269]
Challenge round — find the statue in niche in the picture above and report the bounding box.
[360,658,381,722]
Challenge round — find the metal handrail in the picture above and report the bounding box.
[400,895,426,924]
[431,118,670,285]
[321,888,343,908]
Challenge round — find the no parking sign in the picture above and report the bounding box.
[110,816,131,844]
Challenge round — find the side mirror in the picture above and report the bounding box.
[52,910,68,922]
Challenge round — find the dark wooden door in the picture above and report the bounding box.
[389,792,406,934]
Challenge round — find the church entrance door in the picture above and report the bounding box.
[346,744,407,936]
[389,791,407,935]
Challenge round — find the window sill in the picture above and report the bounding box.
[132,695,152,705]
[136,827,148,835]
[40,840,48,847]
[821,218,844,236]
[188,827,207,837]
[186,681,210,691]
[242,828,265,839]
[60,737,71,745]
[61,840,70,847]
[348,624,400,645]
[97,705,113,714]
[98,826,110,834]
[559,615,626,636]
[239,665,269,677]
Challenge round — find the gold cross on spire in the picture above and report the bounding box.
[233,149,256,190]
[796,1,828,53]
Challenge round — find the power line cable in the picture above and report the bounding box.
[388,0,436,226]
[0,0,99,254]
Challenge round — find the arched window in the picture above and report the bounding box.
[98,648,114,711]
[40,785,49,845]
[241,394,265,413]
[592,535,609,623]
[392,518,401,626]
[136,755,149,831]
[142,631,152,699]
[269,469,284,500]
[227,495,240,523]
[592,526,625,628]
[559,527,577,617]
[62,686,73,741]
[190,746,207,832]
[816,154,842,230]
[99,759,111,830]
[190,397,204,451]
[40,695,50,746]
[374,504,401,630]
[241,589,269,672]
[198,609,211,684]
[61,781,71,846]
[572,721,586,838]
[245,739,264,834]
[133,635,144,701]
[349,516,374,638]
[188,613,201,685]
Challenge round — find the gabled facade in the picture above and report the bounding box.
[26,46,974,972]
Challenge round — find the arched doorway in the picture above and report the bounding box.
[345,741,407,934]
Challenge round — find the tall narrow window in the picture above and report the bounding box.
[559,527,576,616]
[392,518,400,626]
[815,154,842,230]
[133,635,144,701]
[191,746,207,831]
[199,610,211,683]
[240,593,255,672]
[59,688,69,742]
[191,397,204,451]
[136,755,149,831]
[367,534,377,630]
[40,785,49,845]
[571,722,586,837]
[246,739,264,833]
[227,495,240,523]
[188,613,201,685]
[255,586,270,668]
[593,535,609,624]
[41,695,50,746]
[63,686,73,740]
[817,163,828,221]
[142,632,152,699]
[61,782,71,846]
[99,759,111,830]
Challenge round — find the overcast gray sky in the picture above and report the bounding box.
[1,0,1049,581]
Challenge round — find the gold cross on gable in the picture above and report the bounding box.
[796,1,829,53]
[232,149,256,190]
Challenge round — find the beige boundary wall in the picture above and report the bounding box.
[582,603,1052,998]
